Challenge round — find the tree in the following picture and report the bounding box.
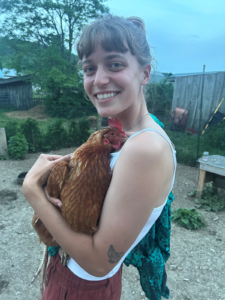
[0,0,108,62]
[0,0,109,117]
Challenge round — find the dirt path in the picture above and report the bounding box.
[0,149,225,300]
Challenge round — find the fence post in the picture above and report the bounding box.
[0,128,8,156]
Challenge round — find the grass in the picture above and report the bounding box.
[0,107,73,134]
[165,129,225,166]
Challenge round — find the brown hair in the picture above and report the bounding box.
[76,14,151,66]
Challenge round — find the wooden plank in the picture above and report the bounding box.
[196,169,206,198]
[199,164,225,176]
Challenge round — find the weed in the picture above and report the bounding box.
[172,208,206,230]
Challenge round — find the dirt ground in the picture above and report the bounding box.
[0,148,225,300]
[5,105,49,121]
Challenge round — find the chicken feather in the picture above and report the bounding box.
[32,119,127,246]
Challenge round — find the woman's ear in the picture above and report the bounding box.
[141,64,151,85]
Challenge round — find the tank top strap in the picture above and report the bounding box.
[110,128,177,190]
[127,128,177,190]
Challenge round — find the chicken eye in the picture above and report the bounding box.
[110,132,115,136]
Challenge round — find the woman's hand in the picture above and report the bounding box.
[43,185,62,208]
[22,153,71,204]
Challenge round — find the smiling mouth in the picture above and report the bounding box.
[95,92,120,101]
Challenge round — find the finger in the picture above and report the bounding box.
[44,186,62,207]
[48,197,62,208]
[48,154,71,162]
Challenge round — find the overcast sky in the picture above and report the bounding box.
[107,0,225,74]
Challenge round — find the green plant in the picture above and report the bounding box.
[66,120,80,147]
[194,183,225,212]
[40,119,67,151]
[4,120,20,141]
[20,118,41,152]
[8,133,28,159]
[78,118,91,144]
[145,79,174,116]
[172,208,206,230]
[0,155,9,160]
[202,121,225,149]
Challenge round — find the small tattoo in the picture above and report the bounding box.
[108,245,124,264]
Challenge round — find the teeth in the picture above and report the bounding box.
[96,92,117,100]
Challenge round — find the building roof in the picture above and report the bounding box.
[0,74,33,85]
[149,71,165,83]
[167,71,225,82]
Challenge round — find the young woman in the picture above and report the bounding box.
[22,15,176,300]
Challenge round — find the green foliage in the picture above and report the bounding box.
[172,208,206,230]
[78,118,91,144]
[40,119,68,151]
[8,133,28,160]
[165,129,225,167]
[4,120,20,141]
[0,0,109,100]
[45,89,96,119]
[145,79,174,116]
[67,120,80,147]
[0,155,9,161]
[20,118,41,152]
[202,121,225,149]
[194,183,225,212]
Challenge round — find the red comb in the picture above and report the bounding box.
[108,118,125,134]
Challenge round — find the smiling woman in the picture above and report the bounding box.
[22,14,176,300]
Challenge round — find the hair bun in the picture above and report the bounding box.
[126,16,146,33]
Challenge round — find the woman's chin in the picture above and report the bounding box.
[96,108,117,118]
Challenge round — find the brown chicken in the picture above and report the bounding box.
[32,118,127,247]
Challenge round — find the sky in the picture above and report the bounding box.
[106,0,225,74]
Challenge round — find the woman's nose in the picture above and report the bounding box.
[93,67,110,87]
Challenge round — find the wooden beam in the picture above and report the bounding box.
[196,169,206,199]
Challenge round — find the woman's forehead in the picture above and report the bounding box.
[82,44,130,62]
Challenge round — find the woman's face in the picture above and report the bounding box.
[82,45,149,117]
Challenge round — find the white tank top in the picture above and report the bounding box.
[67,129,177,281]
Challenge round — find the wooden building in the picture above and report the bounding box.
[168,71,225,130]
[0,75,33,109]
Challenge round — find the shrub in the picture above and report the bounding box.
[8,133,28,160]
[20,118,41,152]
[67,120,80,147]
[172,208,206,230]
[4,120,20,141]
[202,121,225,149]
[78,117,91,144]
[40,119,67,151]
[145,79,174,116]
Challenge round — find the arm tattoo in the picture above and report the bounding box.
[108,245,124,264]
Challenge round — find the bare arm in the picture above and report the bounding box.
[23,133,173,277]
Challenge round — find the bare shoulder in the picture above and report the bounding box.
[119,128,173,167]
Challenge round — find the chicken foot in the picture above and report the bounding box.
[30,244,48,288]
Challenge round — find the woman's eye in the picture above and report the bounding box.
[110,62,123,69]
[84,67,95,75]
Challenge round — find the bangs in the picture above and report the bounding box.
[77,21,133,60]
[76,15,151,66]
